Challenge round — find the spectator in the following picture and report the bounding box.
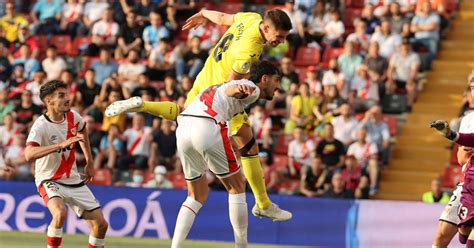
[42,45,67,81]
[14,44,41,80]
[151,119,178,169]
[346,20,371,55]
[305,65,322,96]
[99,76,130,102]
[13,25,39,59]
[0,90,14,123]
[287,126,316,177]
[84,115,103,157]
[25,70,46,106]
[280,57,299,92]
[60,0,83,39]
[94,124,124,169]
[82,0,109,34]
[0,43,12,82]
[176,36,207,81]
[115,11,144,59]
[299,156,331,197]
[99,82,128,132]
[59,70,78,105]
[116,168,145,187]
[365,0,390,17]
[148,38,174,81]
[416,0,449,32]
[331,103,359,146]
[131,73,158,97]
[4,134,32,181]
[117,113,154,171]
[159,74,180,101]
[370,19,401,59]
[7,64,29,101]
[145,165,173,189]
[30,0,62,35]
[91,48,119,86]
[0,113,20,149]
[248,103,272,151]
[117,49,146,91]
[337,41,363,93]
[305,1,329,45]
[13,90,42,130]
[322,59,345,97]
[361,3,381,34]
[323,9,344,47]
[422,178,450,203]
[143,11,170,53]
[316,123,346,171]
[387,40,420,111]
[340,155,363,193]
[295,0,316,14]
[187,22,220,51]
[77,69,101,108]
[410,1,440,70]
[363,42,388,87]
[283,0,306,58]
[120,0,159,25]
[178,75,193,97]
[315,85,345,121]
[349,65,380,112]
[0,2,28,43]
[322,172,355,199]
[359,106,390,164]
[163,4,179,32]
[285,83,317,134]
[90,8,119,55]
[398,0,417,16]
[387,2,411,38]
[347,127,379,195]
[260,151,280,193]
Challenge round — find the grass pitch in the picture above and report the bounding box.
[0,231,294,248]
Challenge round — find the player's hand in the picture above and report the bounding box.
[59,135,84,149]
[82,164,94,184]
[182,11,208,30]
[429,120,456,140]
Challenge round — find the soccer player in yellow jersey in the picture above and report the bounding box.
[106,9,293,221]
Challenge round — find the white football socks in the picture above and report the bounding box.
[229,193,248,248]
[171,197,202,248]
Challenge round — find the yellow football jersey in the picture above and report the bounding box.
[186,12,265,104]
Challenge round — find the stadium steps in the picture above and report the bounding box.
[375,0,474,201]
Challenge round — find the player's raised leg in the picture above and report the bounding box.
[231,116,292,221]
[171,175,207,248]
[83,209,108,248]
[105,96,180,121]
[45,198,67,248]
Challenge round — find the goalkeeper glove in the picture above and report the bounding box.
[429,120,457,140]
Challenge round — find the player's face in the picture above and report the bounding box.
[470,81,474,98]
[50,88,71,113]
[264,24,289,48]
[261,74,281,100]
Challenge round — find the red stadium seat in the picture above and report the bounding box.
[344,8,363,28]
[382,115,398,136]
[274,135,293,155]
[320,47,345,68]
[345,0,365,8]
[450,144,460,166]
[273,154,289,169]
[90,169,112,186]
[278,179,300,194]
[442,165,461,188]
[446,0,457,13]
[50,35,72,56]
[219,3,242,14]
[70,36,92,56]
[294,46,320,67]
[143,171,154,184]
[35,35,48,55]
[167,172,187,189]
[294,66,308,83]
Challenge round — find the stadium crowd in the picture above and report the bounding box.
[0,0,456,200]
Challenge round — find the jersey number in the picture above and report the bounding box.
[213,34,234,62]
[199,86,220,117]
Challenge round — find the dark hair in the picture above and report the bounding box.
[248,60,281,84]
[47,45,57,50]
[40,80,67,102]
[263,9,292,31]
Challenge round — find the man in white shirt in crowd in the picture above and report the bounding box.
[332,103,359,146]
[42,45,67,81]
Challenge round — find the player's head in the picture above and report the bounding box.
[261,9,292,47]
[40,80,70,113]
[248,60,281,100]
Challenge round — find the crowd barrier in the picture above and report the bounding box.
[0,181,463,247]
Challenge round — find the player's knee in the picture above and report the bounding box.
[97,219,108,235]
[239,137,259,157]
[188,191,208,205]
[52,208,67,223]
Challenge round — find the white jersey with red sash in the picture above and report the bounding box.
[0,126,21,147]
[26,110,85,187]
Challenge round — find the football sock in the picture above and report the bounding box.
[240,155,271,210]
[88,236,105,248]
[229,193,248,248]
[171,197,202,248]
[466,239,474,248]
[47,226,63,248]
[460,233,469,244]
[135,101,180,121]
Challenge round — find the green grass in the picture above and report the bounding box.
[0,231,293,248]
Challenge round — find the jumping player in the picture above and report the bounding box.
[172,60,281,248]
[432,72,474,248]
[25,80,108,248]
[106,9,293,220]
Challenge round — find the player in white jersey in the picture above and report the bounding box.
[171,61,285,248]
[25,80,108,248]
[432,72,474,248]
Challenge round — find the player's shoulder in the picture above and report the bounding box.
[233,12,262,23]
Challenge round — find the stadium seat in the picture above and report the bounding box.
[320,47,345,68]
[442,165,461,188]
[278,179,300,194]
[273,154,289,169]
[143,171,154,184]
[345,0,365,8]
[446,0,457,13]
[294,66,308,83]
[167,172,187,189]
[35,35,48,55]
[382,115,398,136]
[50,35,72,56]
[218,3,242,14]
[294,46,320,67]
[343,8,363,29]
[90,169,112,186]
[274,135,293,155]
[450,144,460,166]
[70,36,92,56]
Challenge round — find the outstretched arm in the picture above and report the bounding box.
[430,120,474,147]
[225,84,256,99]
[182,10,234,30]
